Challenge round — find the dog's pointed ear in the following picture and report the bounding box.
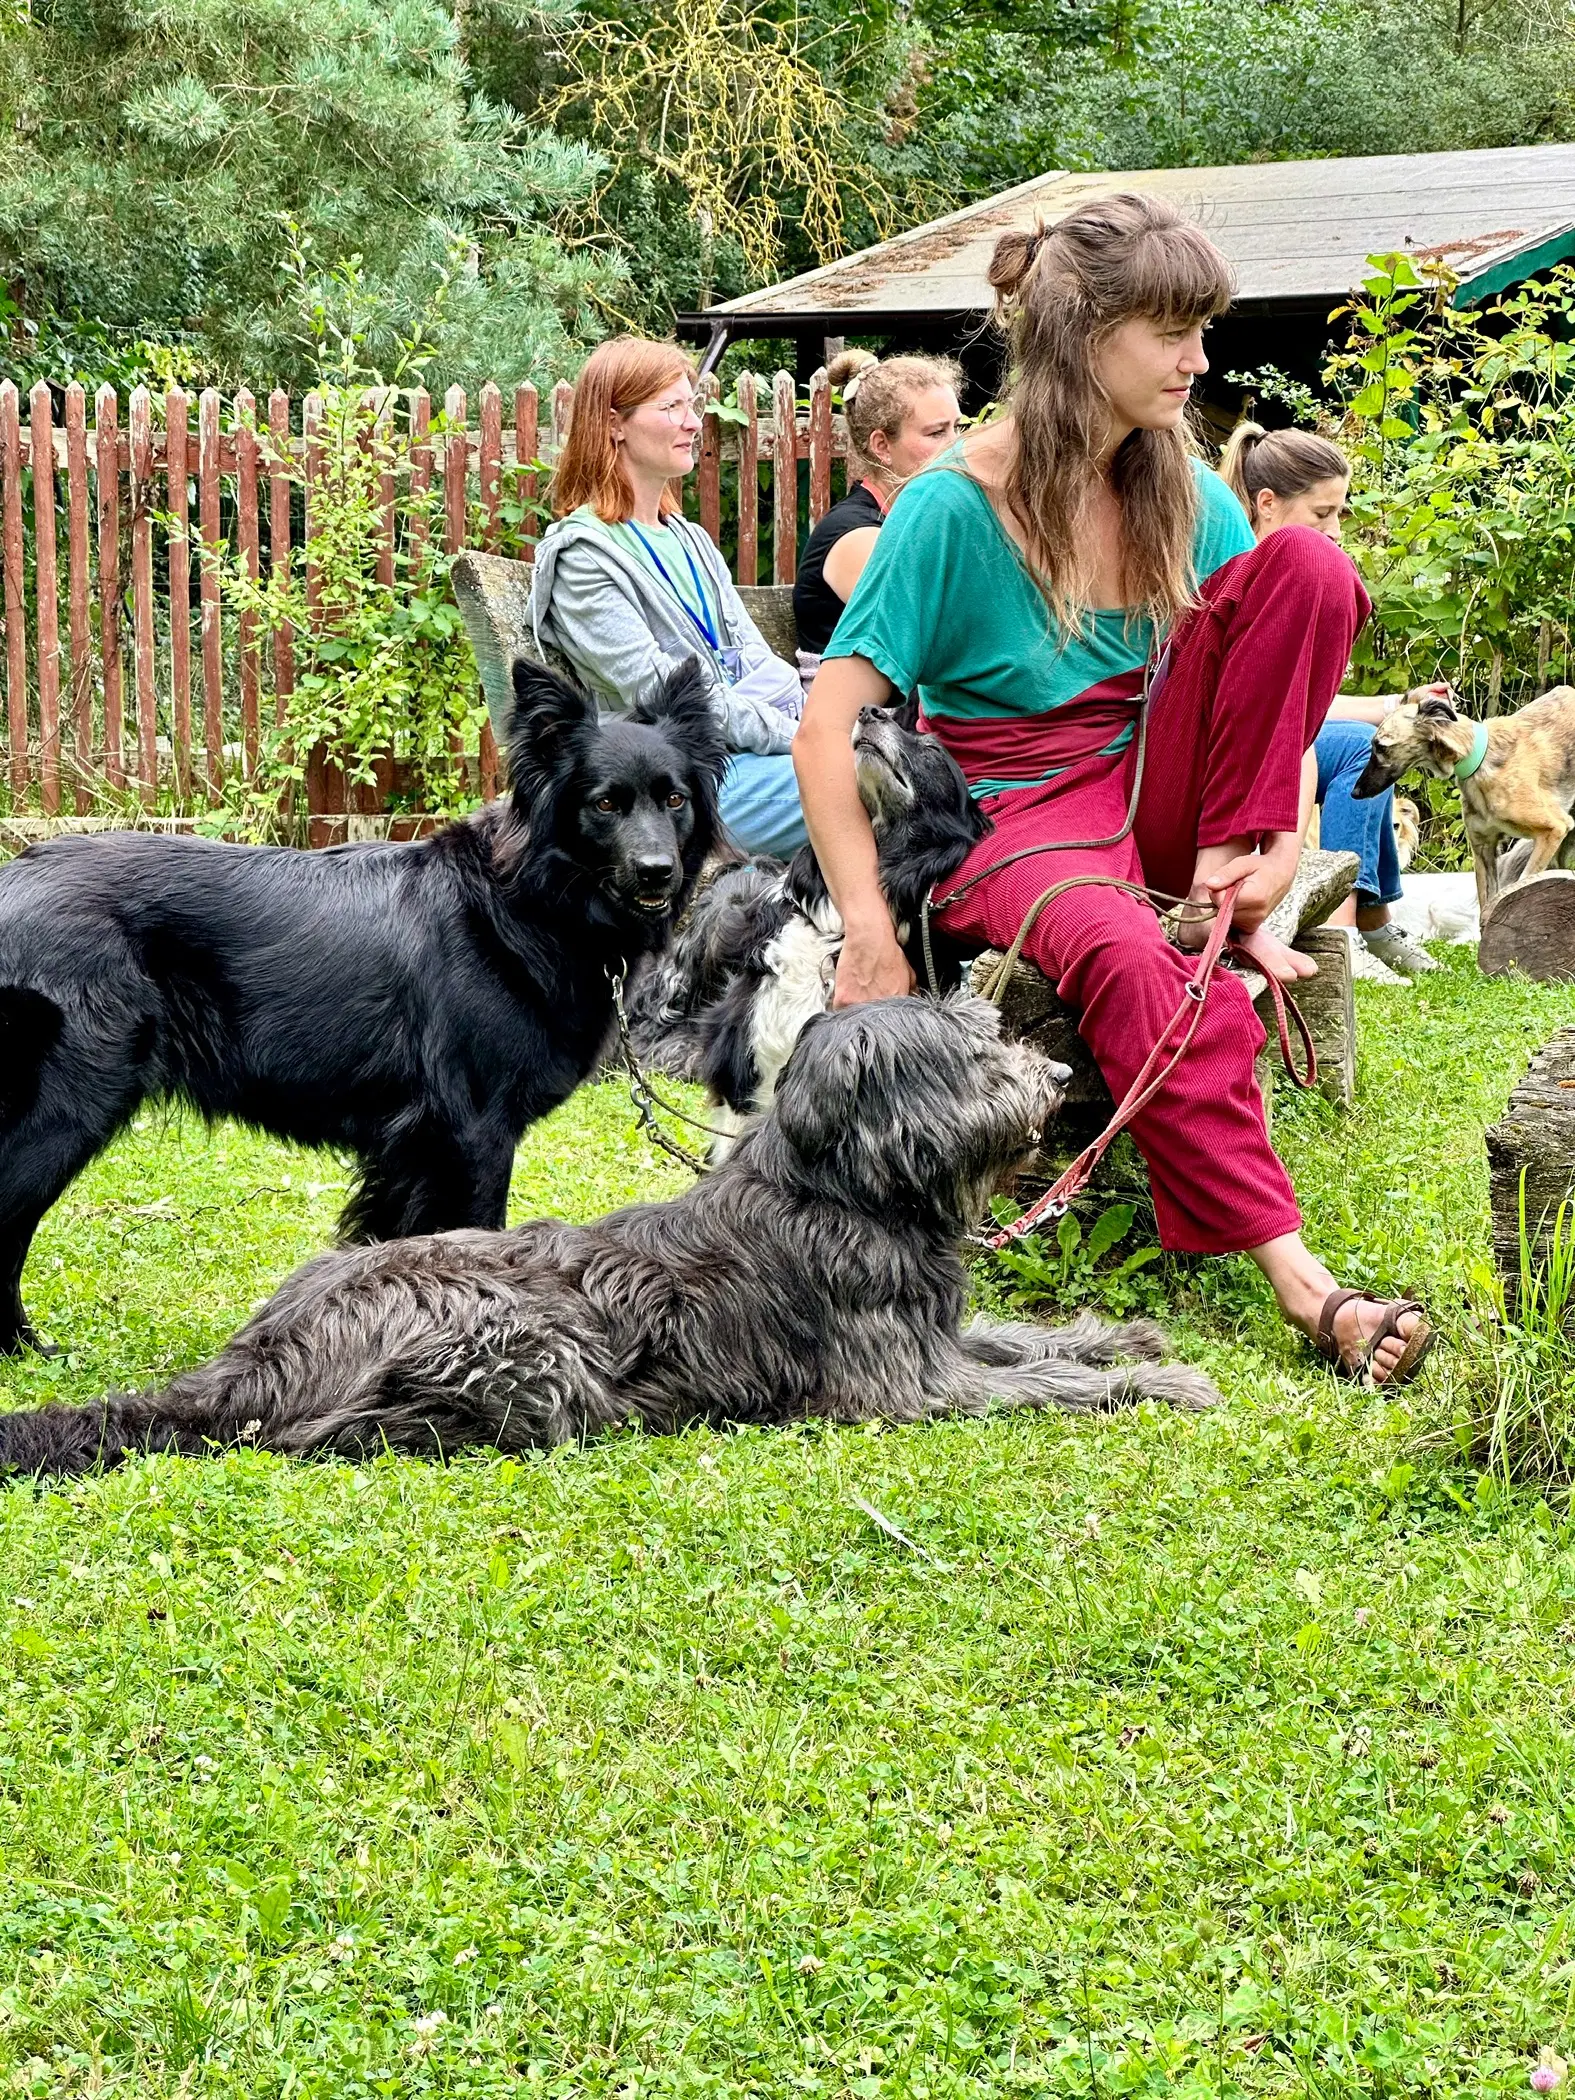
[1415,685,1459,724]
[634,655,728,787]
[506,656,598,802]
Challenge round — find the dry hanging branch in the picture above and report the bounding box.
[542,0,913,279]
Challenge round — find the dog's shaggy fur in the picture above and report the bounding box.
[631,708,989,1156]
[0,658,724,1354]
[1355,683,1575,920]
[0,998,1219,1474]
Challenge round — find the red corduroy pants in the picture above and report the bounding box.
[933,525,1371,1254]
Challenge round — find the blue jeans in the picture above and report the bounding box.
[1315,718,1401,905]
[718,752,807,858]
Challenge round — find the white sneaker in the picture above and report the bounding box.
[1340,927,1412,988]
[1362,924,1441,976]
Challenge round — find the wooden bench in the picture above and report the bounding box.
[451,553,1361,1112]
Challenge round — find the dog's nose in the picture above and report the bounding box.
[634,856,676,890]
[1045,1061,1073,1087]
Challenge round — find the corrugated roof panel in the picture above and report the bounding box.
[710,144,1575,319]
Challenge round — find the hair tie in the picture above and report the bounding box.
[842,370,868,403]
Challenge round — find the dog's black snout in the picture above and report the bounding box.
[1046,1061,1073,1087]
[634,854,678,891]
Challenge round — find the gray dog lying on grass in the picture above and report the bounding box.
[0,998,1219,1475]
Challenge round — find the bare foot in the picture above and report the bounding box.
[1232,923,1318,987]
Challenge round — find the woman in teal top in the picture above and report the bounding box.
[794,192,1434,1388]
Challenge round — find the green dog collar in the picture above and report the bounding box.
[1454,720,1490,783]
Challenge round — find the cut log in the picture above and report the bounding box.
[1259,923,1354,1108]
[450,549,578,740]
[1486,1027,1575,1318]
[1478,870,1575,982]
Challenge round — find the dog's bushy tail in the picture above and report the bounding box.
[0,1365,258,1477]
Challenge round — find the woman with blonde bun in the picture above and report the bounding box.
[794,191,1433,1387]
[1221,421,1437,983]
[792,349,962,686]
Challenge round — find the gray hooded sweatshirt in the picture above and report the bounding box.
[527,511,802,757]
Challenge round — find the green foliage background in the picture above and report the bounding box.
[6,0,1575,387]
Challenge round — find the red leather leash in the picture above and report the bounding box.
[985,877,1318,1251]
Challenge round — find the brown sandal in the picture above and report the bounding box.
[1315,1288,1436,1388]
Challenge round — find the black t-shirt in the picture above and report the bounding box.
[792,482,885,654]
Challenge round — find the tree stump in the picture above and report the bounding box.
[1263,923,1355,1109]
[1479,871,1575,982]
[1486,1027,1575,1317]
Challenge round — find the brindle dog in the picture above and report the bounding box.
[1353,683,1575,921]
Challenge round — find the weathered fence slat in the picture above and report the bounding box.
[129,386,158,804]
[302,391,323,625]
[476,383,503,795]
[1,383,28,800]
[808,367,832,528]
[64,384,93,812]
[736,372,759,588]
[234,391,261,774]
[30,383,61,817]
[408,387,433,564]
[198,388,224,795]
[268,389,294,715]
[443,386,468,557]
[166,388,192,801]
[95,385,124,791]
[374,390,396,590]
[773,371,797,586]
[698,381,722,547]
[2,368,848,824]
[515,383,539,565]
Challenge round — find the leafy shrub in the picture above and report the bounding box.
[989,1198,1167,1319]
[206,241,544,839]
[1326,253,1575,713]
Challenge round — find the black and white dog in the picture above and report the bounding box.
[632,707,989,1157]
[0,997,1218,1474]
[0,658,724,1353]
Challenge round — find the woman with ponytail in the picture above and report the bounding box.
[794,193,1433,1386]
[792,349,962,687]
[1220,421,1437,983]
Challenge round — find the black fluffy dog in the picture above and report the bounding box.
[631,706,989,1155]
[0,657,724,1353]
[0,997,1218,1474]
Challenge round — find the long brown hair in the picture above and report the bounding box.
[1219,419,1349,520]
[827,347,963,479]
[550,337,695,522]
[985,192,1234,635]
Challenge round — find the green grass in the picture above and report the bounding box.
[2,953,1574,2097]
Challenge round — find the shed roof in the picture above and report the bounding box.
[682,144,1575,336]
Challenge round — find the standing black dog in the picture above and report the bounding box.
[0,657,724,1353]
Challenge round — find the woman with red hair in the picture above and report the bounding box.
[529,338,807,854]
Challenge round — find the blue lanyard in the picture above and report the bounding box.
[628,521,721,653]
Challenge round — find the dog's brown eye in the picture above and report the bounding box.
[596,797,617,814]
[666,791,686,809]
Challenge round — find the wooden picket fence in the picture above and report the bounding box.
[0,370,850,827]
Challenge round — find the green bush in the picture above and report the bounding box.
[1328,253,1575,713]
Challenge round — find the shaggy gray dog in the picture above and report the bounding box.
[0,997,1219,1474]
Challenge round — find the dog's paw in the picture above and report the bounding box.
[1139,1364,1222,1412]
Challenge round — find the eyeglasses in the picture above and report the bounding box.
[649,393,699,425]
